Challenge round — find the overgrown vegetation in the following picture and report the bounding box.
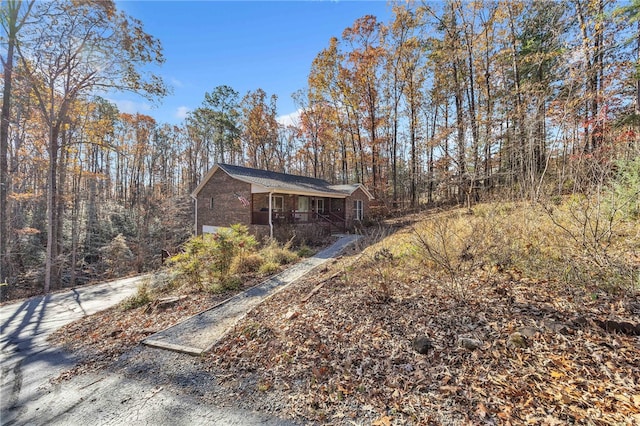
[384,158,639,298]
[51,177,639,424]
[118,225,300,310]
[119,281,152,311]
[207,175,639,425]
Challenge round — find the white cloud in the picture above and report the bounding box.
[176,106,190,119]
[171,77,184,88]
[277,109,302,127]
[108,99,151,114]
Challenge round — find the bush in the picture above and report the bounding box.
[167,225,301,293]
[260,239,298,265]
[230,253,264,274]
[611,157,640,220]
[297,245,315,258]
[258,261,280,275]
[168,224,258,291]
[412,210,497,299]
[100,234,134,278]
[220,275,242,291]
[120,282,152,310]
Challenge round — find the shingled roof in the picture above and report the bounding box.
[192,163,358,198]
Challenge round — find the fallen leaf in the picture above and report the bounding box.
[372,415,392,426]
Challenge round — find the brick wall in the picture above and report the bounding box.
[345,187,371,228]
[196,169,252,235]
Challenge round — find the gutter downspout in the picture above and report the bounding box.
[191,195,198,236]
[268,191,273,239]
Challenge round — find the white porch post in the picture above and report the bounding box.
[194,197,198,235]
[268,192,273,239]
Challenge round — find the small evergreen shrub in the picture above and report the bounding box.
[120,282,152,310]
[167,225,299,292]
[297,245,315,258]
[100,234,134,278]
[168,224,257,290]
[258,261,280,275]
[611,157,640,220]
[230,253,265,274]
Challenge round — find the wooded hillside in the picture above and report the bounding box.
[1,0,639,298]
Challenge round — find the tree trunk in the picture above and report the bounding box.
[0,2,21,284]
[45,125,60,293]
[452,60,466,203]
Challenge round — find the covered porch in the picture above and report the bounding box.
[250,193,346,232]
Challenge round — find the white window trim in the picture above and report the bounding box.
[272,195,284,212]
[297,196,309,212]
[203,225,222,234]
[354,199,363,221]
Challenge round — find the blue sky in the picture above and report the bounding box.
[112,1,394,125]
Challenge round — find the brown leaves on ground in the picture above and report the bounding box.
[208,254,640,425]
[49,281,260,379]
[48,227,640,424]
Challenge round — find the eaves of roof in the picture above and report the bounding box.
[192,163,349,199]
[329,184,375,200]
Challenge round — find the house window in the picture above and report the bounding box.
[313,198,325,213]
[210,198,214,209]
[297,196,309,212]
[353,199,363,221]
[272,196,284,211]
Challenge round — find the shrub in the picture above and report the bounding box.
[412,212,494,300]
[168,224,258,290]
[230,253,264,274]
[100,234,134,278]
[258,261,280,275]
[260,239,298,265]
[611,157,640,220]
[120,282,152,310]
[297,245,315,258]
[220,275,242,291]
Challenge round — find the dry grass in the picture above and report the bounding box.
[49,200,640,424]
[207,202,640,424]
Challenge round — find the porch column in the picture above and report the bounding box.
[268,192,273,239]
[293,195,298,222]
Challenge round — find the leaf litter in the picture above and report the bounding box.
[208,251,639,425]
[49,232,639,425]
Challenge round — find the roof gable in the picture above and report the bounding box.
[329,184,375,200]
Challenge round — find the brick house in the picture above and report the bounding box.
[191,163,374,237]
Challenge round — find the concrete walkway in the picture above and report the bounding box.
[1,274,149,424]
[143,234,361,355]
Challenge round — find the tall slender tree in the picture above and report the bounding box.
[14,0,166,291]
[0,0,35,283]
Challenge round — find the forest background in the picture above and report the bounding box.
[1,0,638,299]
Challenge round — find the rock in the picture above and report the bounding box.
[594,319,640,336]
[458,337,483,351]
[570,316,589,328]
[543,320,570,335]
[412,336,433,354]
[507,332,528,348]
[283,309,299,320]
[517,326,538,338]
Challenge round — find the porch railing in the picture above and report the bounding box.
[251,211,345,227]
